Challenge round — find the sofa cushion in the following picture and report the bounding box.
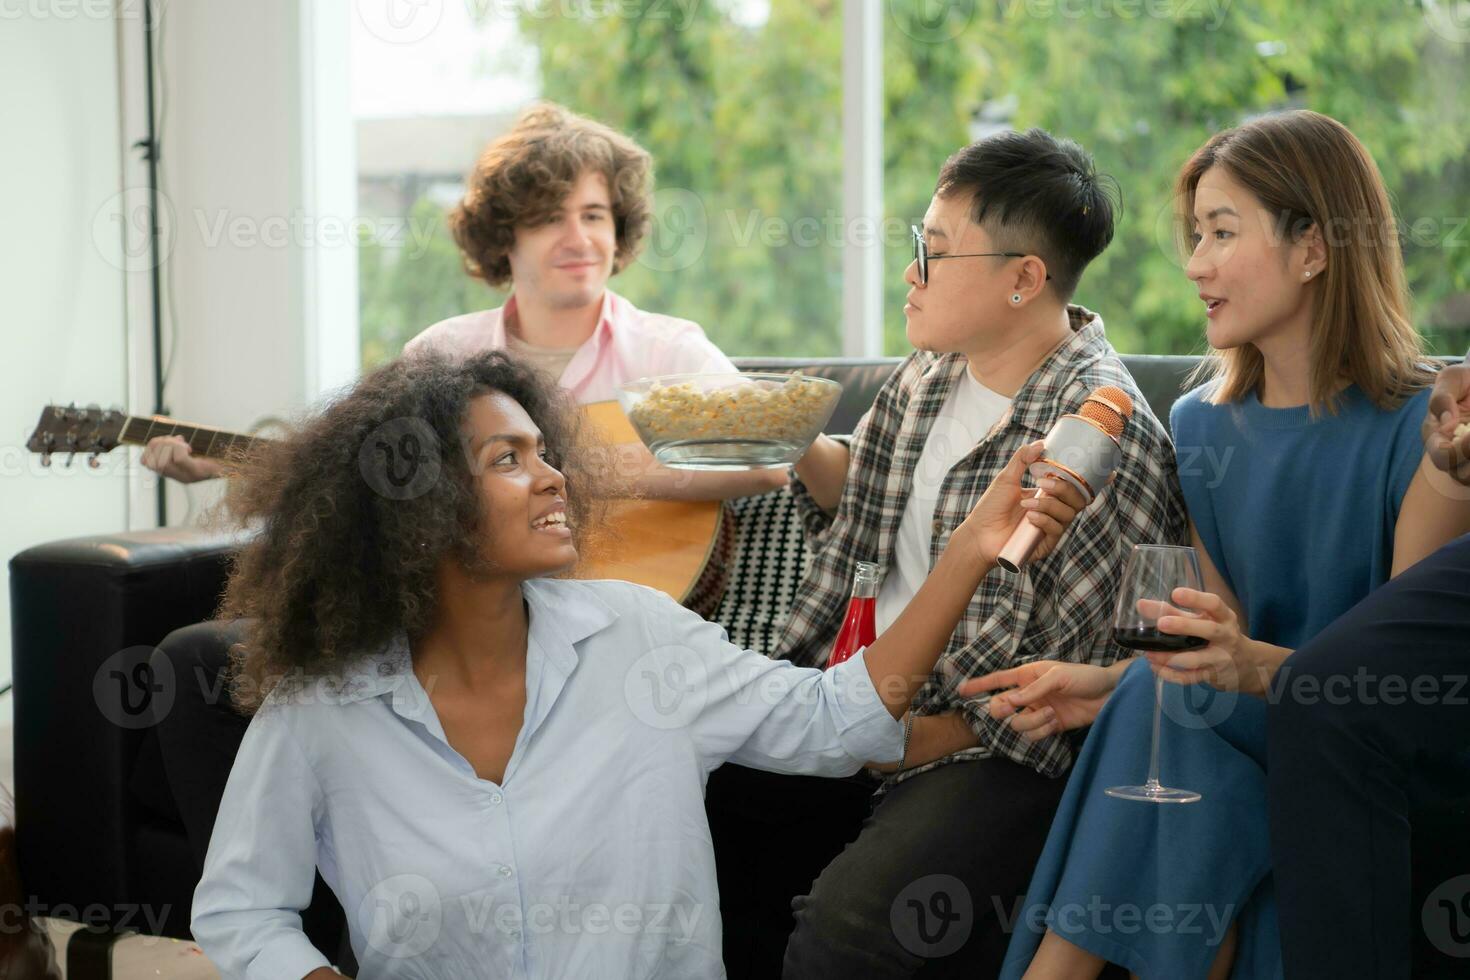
[711,488,813,656]
[734,355,1213,439]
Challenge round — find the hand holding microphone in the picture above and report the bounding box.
[955,440,1090,571]
[996,386,1134,572]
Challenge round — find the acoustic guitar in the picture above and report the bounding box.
[25,402,733,617]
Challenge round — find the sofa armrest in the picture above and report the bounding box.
[9,527,248,924]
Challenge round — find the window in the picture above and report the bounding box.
[883,0,1470,357]
[351,1,1470,368]
[352,0,845,368]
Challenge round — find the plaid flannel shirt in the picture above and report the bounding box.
[774,307,1189,782]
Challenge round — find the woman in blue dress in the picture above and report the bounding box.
[962,110,1470,979]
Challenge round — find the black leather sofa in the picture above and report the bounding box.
[10,353,1468,975]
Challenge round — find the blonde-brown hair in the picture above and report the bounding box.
[449,102,653,288]
[1176,110,1434,414]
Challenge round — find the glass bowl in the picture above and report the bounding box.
[616,372,843,470]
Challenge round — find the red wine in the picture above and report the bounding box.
[1113,626,1208,652]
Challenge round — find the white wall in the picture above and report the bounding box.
[0,7,132,726]
[2,0,354,723]
[146,0,357,524]
[151,0,309,524]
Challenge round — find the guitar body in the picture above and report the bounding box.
[573,402,732,617]
[27,400,734,617]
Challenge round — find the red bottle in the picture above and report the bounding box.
[827,561,880,669]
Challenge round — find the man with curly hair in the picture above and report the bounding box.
[143,101,783,500]
[407,101,727,401]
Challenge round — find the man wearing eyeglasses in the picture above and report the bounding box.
[706,129,1191,978]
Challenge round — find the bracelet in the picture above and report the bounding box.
[895,711,916,773]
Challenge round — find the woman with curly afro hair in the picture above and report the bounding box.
[190,349,1086,979]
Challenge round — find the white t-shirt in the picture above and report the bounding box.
[874,363,1012,635]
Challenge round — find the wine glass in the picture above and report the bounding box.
[1105,544,1207,804]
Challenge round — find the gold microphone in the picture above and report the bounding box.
[996,386,1133,573]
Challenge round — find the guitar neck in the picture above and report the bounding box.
[117,415,264,460]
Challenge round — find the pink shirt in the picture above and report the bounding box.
[403,290,738,405]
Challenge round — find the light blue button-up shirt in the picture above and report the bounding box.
[192,577,904,979]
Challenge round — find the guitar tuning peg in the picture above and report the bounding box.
[64,451,76,468]
[88,453,102,469]
[40,452,52,468]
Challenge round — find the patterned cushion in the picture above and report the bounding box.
[711,487,814,657]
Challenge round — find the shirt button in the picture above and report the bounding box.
[489,793,503,806]
[498,865,514,878]
[932,518,943,534]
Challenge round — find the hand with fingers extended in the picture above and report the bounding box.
[953,439,1092,571]
[141,435,226,483]
[956,660,1120,741]
[1422,359,1470,487]
[1150,587,1291,697]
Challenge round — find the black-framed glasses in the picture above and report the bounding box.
[910,225,1051,286]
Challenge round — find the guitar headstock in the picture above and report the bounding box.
[27,404,130,467]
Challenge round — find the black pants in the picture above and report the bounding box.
[707,755,1068,979]
[151,620,252,869]
[1266,534,1470,980]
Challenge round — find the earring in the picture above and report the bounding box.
[1011,294,1022,304]
[1304,271,1312,279]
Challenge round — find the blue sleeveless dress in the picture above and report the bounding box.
[999,380,1431,979]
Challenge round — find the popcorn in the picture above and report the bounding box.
[626,374,837,445]
[1456,420,1470,440]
